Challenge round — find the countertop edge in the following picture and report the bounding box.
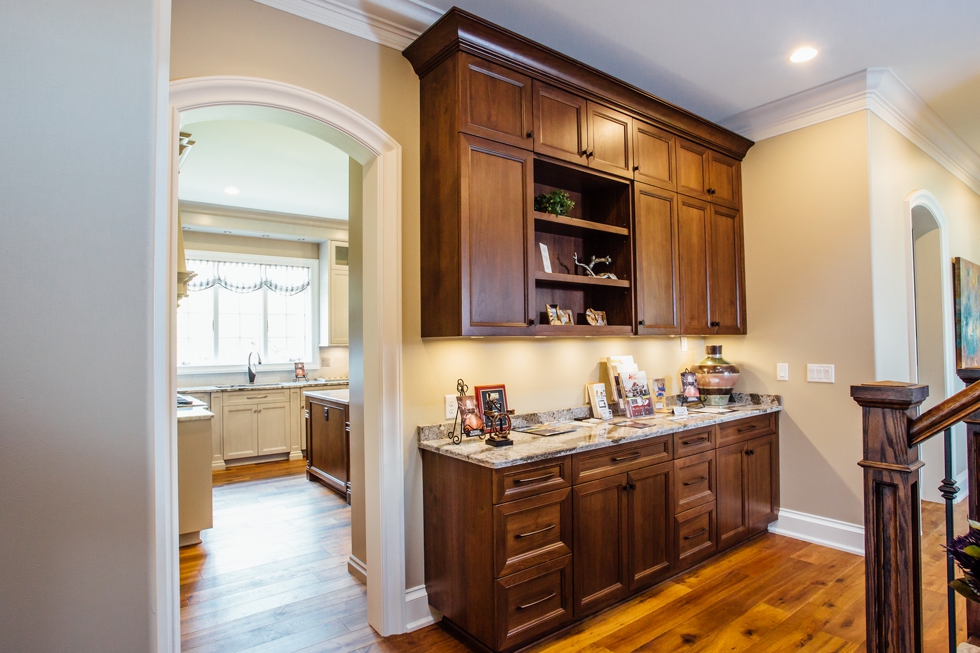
[178,379,350,393]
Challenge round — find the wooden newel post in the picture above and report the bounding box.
[851,381,929,653]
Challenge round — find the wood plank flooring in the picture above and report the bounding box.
[180,460,969,653]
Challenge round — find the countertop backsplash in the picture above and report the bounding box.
[177,345,349,389]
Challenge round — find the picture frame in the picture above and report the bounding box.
[546,304,562,326]
[954,257,980,370]
[456,395,484,436]
[474,384,508,416]
[294,361,307,379]
[680,369,703,405]
[559,309,574,325]
[539,242,553,274]
[586,308,607,326]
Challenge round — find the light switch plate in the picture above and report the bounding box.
[444,394,458,420]
[776,363,789,381]
[807,364,835,383]
[680,336,688,352]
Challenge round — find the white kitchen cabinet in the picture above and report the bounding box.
[319,241,349,346]
[256,402,290,455]
[220,390,291,460]
[222,404,259,459]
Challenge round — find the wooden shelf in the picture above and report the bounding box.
[535,271,630,288]
[534,324,633,337]
[534,211,629,237]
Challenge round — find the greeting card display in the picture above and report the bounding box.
[586,382,613,420]
[619,371,654,418]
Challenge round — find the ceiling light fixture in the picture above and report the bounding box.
[224,186,240,195]
[789,47,817,63]
[223,230,232,234]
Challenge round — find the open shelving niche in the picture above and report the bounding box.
[532,157,634,336]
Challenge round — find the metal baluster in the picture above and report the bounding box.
[940,427,960,653]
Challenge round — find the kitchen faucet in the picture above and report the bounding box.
[247,351,262,383]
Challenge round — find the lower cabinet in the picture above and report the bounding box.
[221,399,290,460]
[306,395,351,502]
[421,412,778,652]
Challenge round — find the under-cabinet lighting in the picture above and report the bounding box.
[789,47,817,63]
[224,186,240,195]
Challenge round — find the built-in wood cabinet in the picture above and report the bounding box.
[220,392,290,460]
[421,412,779,652]
[405,8,752,337]
[305,394,351,502]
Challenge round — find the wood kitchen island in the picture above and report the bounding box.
[304,389,351,504]
[417,397,781,652]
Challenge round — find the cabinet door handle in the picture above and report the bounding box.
[746,449,755,456]
[633,165,640,171]
[683,476,708,486]
[513,472,555,485]
[324,407,330,421]
[684,528,708,540]
[526,130,533,139]
[736,425,757,433]
[515,524,555,539]
[517,592,556,610]
[612,451,642,462]
[707,188,716,195]
[248,395,269,399]
[638,319,645,326]
[710,321,720,328]
[528,318,535,326]
[681,435,708,445]
[581,149,589,156]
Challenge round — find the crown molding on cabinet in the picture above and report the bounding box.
[722,68,980,195]
[252,0,442,50]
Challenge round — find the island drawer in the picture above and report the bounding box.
[493,488,572,578]
[494,457,571,504]
[674,450,716,513]
[673,426,715,458]
[717,413,776,447]
[494,554,572,651]
[572,436,672,484]
[224,389,291,405]
[674,502,717,570]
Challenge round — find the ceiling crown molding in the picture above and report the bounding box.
[721,68,980,195]
[252,0,442,50]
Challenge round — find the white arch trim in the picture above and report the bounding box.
[163,76,407,639]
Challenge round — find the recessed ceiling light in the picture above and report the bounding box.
[298,238,306,241]
[182,226,190,230]
[261,234,270,238]
[789,47,818,63]
[224,186,240,195]
[223,230,232,234]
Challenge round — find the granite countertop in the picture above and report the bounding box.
[417,393,781,469]
[177,406,215,422]
[179,378,349,393]
[304,389,350,405]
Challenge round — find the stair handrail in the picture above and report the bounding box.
[908,380,980,446]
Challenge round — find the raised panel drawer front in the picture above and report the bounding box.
[672,425,715,458]
[223,388,290,405]
[494,488,572,578]
[494,457,571,504]
[495,554,572,651]
[674,450,716,513]
[674,501,717,569]
[459,53,533,150]
[572,436,672,484]
[717,413,776,448]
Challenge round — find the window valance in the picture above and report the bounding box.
[186,259,311,296]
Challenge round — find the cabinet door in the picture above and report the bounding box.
[716,440,749,551]
[222,404,257,459]
[746,433,778,533]
[256,402,290,455]
[677,196,710,333]
[330,268,349,345]
[309,402,349,495]
[459,133,535,335]
[627,462,673,592]
[633,120,676,190]
[573,474,628,617]
[676,138,710,200]
[587,101,632,177]
[532,81,589,166]
[707,204,745,334]
[634,184,679,335]
[458,53,533,150]
[707,151,741,209]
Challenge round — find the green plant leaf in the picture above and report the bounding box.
[969,519,980,531]
[950,578,980,603]
[965,545,980,559]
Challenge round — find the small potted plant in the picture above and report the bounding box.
[949,520,980,603]
[534,190,574,216]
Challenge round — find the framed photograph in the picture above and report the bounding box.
[474,384,508,416]
[294,361,307,379]
[954,257,980,369]
[539,242,553,274]
[546,304,562,326]
[456,395,484,436]
[559,309,574,325]
[680,369,702,405]
[586,308,599,326]
[586,382,613,420]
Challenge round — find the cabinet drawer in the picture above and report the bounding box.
[223,389,290,405]
[495,555,572,651]
[494,457,571,504]
[494,488,571,578]
[572,436,672,484]
[717,413,776,447]
[674,450,715,513]
[675,502,717,569]
[673,426,715,458]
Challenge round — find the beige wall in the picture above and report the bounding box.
[708,112,877,525]
[183,230,320,259]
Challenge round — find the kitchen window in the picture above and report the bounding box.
[177,252,318,372]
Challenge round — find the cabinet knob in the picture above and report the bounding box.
[588,150,594,158]
[633,165,640,171]
[581,149,589,157]
[710,321,720,327]
[638,320,645,326]
[746,449,755,456]
[526,130,533,139]
[528,318,535,326]
[707,188,716,195]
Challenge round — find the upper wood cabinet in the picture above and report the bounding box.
[532,81,589,165]
[677,196,710,333]
[677,137,741,208]
[707,151,741,209]
[634,183,679,335]
[586,101,633,177]
[459,53,533,150]
[632,120,676,190]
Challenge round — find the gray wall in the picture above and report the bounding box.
[0,1,168,651]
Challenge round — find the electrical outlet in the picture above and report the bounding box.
[776,363,789,381]
[807,364,835,383]
[444,394,458,420]
[680,336,688,352]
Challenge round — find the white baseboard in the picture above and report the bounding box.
[954,469,969,504]
[404,584,440,631]
[347,554,367,585]
[768,509,865,555]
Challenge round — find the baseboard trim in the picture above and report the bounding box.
[347,554,367,585]
[404,584,440,631]
[955,469,969,504]
[768,509,864,555]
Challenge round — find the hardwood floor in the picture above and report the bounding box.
[181,461,968,653]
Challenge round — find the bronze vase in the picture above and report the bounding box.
[694,345,740,406]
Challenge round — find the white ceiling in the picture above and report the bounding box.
[178,119,350,220]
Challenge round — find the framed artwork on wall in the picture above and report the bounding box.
[954,257,980,370]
